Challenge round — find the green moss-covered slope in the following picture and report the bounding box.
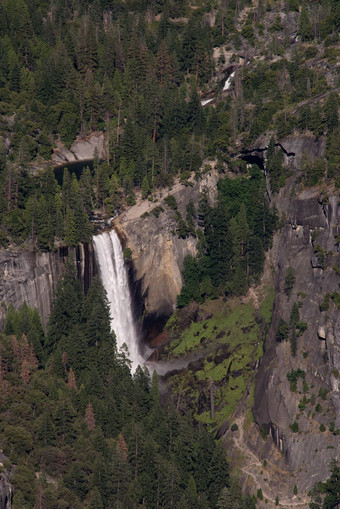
[162,288,275,431]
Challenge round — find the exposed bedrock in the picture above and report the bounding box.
[241,133,326,170]
[0,474,12,509]
[114,170,219,324]
[0,451,12,509]
[51,132,107,165]
[0,243,95,330]
[253,184,340,491]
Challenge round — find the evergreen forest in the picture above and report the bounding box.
[0,0,339,507]
[0,0,338,250]
[0,265,255,508]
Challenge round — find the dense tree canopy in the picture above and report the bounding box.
[0,0,338,247]
[178,167,277,306]
[0,267,257,508]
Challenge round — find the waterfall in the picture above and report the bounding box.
[223,70,235,91]
[93,229,143,371]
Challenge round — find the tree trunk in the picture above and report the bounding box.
[209,377,215,419]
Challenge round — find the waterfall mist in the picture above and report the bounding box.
[93,229,145,371]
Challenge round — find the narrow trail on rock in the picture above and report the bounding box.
[228,415,310,508]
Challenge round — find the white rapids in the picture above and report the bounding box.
[93,228,144,371]
[223,70,235,91]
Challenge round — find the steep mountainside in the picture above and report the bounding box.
[254,181,340,493]
[114,168,219,321]
[0,0,338,507]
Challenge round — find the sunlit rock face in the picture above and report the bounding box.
[52,132,107,166]
[114,170,220,320]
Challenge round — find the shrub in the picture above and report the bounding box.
[260,425,269,440]
[314,244,325,269]
[257,488,263,500]
[287,368,305,392]
[297,321,308,335]
[320,293,331,311]
[303,46,318,60]
[332,292,340,309]
[318,388,328,400]
[290,421,299,433]
[151,206,164,218]
[333,265,340,276]
[230,423,238,432]
[284,267,296,298]
[320,423,326,432]
[276,318,289,342]
[298,396,308,411]
[164,195,178,210]
[123,248,132,260]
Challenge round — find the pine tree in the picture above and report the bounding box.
[85,402,96,432]
[67,368,78,390]
[324,93,339,133]
[207,441,230,507]
[82,277,112,349]
[54,193,64,239]
[113,433,132,507]
[47,260,83,353]
[38,410,55,446]
[76,16,98,74]
[64,205,77,246]
[62,168,72,214]
[36,195,52,250]
[289,302,299,356]
[298,4,312,41]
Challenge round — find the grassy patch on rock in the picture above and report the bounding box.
[163,289,274,431]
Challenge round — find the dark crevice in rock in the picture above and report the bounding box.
[275,142,295,157]
[239,154,265,170]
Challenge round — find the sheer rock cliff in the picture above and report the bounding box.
[253,182,340,494]
[114,170,219,321]
[0,244,94,329]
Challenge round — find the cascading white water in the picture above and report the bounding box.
[93,229,144,371]
[223,71,235,91]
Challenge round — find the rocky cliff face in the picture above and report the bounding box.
[0,244,94,329]
[114,170,219,325]
[0,451,12,509]
[242,133,326,170]
[52,132,107,166]
[0,475,11,509]
[253,182,340,493]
